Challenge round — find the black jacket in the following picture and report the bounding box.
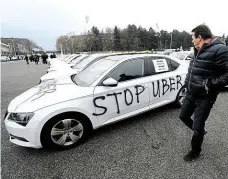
[185,37,228,97]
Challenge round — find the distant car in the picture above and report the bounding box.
[1,56,10,62]
[11,56,22,61]
[169,51,193,61]
[5,54,188,149]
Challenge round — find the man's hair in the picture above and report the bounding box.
[191,24,213,39]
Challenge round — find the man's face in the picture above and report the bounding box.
[192,33,202,49]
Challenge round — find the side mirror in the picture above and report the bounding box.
[186,57,192,61]
[102,78,118,87]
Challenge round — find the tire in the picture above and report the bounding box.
[41,113,91,150]
[175,85,187,107]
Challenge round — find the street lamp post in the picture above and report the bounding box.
[71,36,75,54]
[12,37,16,56]
[170,33,173,49]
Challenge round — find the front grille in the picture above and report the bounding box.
[10,134,29,142]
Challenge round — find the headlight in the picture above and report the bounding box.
[8,113,34,126]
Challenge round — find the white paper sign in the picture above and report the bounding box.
[152,59,169,73]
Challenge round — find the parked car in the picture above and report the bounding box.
[4,54,188,149]
[1,56,10,62]
[169,51,192,61]
[40,53,118,83]
[47,54,89,73]
[47,54,82,73]
[47,54,69,65]
[11,56,23,61]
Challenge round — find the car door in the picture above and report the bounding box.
[93,57,150,126]
[146,56,182,108]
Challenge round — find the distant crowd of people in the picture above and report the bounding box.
[24,53,56,65]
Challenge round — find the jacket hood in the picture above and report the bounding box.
[210,36,226,46]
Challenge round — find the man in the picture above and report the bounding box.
[50,53,56,59]
[179,24,228,162]
[34,54,39,65]
[24,54,29,64]
[41,52,47,64]
[29,54,34,62]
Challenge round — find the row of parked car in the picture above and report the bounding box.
[5,51,191,150]
[40,51,191,84]
[1,55,24,62]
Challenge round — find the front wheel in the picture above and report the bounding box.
[41,114,91,150]
[175,85,187,107]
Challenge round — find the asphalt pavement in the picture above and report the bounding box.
[1,60,228,179]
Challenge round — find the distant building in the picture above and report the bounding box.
[46,50,61,54]
[45,50,61,57]
[1,37,43,55]
[32,48,44,54]
[1,42,10,56]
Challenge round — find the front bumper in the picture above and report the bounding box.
[4,114,42,149]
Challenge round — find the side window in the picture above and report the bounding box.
[146,57,180,75]
[170,59,179,70]
[166,58,179,71]
[108,58,144,82]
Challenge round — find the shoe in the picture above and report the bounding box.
[183,150,201,162]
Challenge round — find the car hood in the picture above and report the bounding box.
[41,68,79,81]
[49,63,68,69]
[49,60,64,65]
[8,79,93,112]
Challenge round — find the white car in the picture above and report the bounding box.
[40,53,117,83]
[5,54,188,149]
[1,56,10,62]
[169,51,193,62]
[49,54,88,71]
[47,54,84,73]
[11,56,23,61]
[47,55,69,65]
[48,54,78,67]
[48,54,77,66]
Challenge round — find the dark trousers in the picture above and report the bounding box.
[179,94,216,152]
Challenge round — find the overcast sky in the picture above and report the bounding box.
[1,0,228,50]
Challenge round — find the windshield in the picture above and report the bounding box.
[69,55,88,64]
[62,55,73,62]
[72,55,103,70]
[72,58,117,86]
[65,55,79,63]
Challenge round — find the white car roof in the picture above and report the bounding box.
[101,53,184,64]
